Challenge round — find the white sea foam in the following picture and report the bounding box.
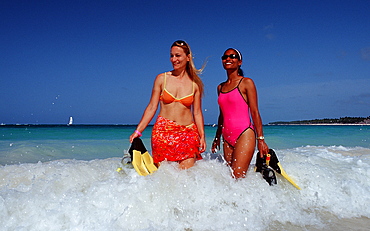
[1,146,369,230]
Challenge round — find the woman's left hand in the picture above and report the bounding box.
[211,138,220,153]
[199,137,206,153]
[257,140,269,158]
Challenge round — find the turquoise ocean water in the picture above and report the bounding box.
[1,125,369,230]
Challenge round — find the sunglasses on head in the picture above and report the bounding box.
[221,54,239,60]
[174,40,188,47]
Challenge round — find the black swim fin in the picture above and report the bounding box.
[128,137,148,159]
[255,153,277,186]
[120,137,147,165]
[256,149,301,190]
[129,138,157,176]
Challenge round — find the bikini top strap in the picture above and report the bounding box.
[161,72,167,94]
[164,72,167,88]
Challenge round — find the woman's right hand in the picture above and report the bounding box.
[257,140,269,158]
[211,138,220,153]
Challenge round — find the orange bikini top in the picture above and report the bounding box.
[160,72,195,107]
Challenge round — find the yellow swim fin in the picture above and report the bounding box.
[132,150,150,176]
[142,151,158,173]
[128,137,157,176]
[277,162,301,190]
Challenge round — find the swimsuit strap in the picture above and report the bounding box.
[236,77,243,88]
[163,72,195,97]
[220,77,244,92]
[163,72,168,93]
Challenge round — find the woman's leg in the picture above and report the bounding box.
[230,129,256,178]
[223,140,234,166]
[178,157,196,169]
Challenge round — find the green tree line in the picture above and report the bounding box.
[269,116,370,125]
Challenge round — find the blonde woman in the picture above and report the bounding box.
[130,40,206,169]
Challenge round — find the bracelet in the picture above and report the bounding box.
[256,136,265,140]
[135,130,142,137]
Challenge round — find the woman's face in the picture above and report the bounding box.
[222,49,242,70]
[170,46,190,70]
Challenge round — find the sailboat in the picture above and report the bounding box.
[68,116,73,126]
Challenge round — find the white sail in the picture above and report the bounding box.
[68,116,73,125]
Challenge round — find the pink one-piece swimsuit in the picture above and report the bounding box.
[218,78,254,147]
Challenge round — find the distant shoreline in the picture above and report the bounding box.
[268,116,370,126]
[267,123,370,126]
[2,117,369,127]
[1,124,369,127]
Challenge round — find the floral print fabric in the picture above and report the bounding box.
[152,116,202,163]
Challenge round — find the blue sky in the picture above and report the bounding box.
[1,0,369,124]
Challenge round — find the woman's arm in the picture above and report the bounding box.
[211,84,223,153]
[129,73,163,142]
[243,78,269,157]
[211,108,223,153]
[192,84,206,153]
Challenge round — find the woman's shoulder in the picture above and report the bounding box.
[157,71,168,77]
[153,72,169,87]
[239,77,256,90]
[217,81,225,90]
[218,80,227,86]
[155,71,170,81]
[240,76,255,84]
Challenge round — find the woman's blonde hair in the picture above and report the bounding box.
[171,40,205,97]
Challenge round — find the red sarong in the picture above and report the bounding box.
[151,116,202,163]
